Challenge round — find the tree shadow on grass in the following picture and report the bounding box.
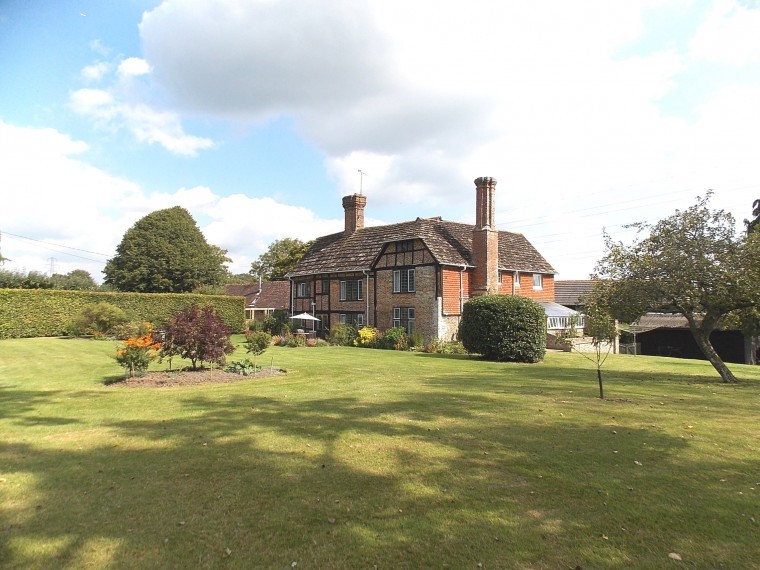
[2,381,758,569]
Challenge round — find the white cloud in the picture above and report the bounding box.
[0,121,342,278]
[118,57,152,77]
[690,0,760,65]
[130,0,760,279]
[70,55,214,156]
[81,61,110,82]
[69,87,214,156]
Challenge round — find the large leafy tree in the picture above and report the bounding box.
[104,207,229,293]
[51,269,98,290]
[595,193,760,383]
[745,198,760,234]
[250,238,311,280]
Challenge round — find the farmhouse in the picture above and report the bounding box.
[286,177,560,342]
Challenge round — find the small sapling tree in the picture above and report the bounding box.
[244,330,272,370]
[161,304,234,370]
[576,284,618,399]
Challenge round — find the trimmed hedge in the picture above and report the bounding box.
[459,294,546,363]
[0,289,245,339]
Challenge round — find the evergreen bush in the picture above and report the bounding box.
[459,295,546,363]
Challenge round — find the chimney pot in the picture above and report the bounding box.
[342,194,367,234]
[472,176,499,295]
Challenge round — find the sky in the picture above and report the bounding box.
[1,0,759,282]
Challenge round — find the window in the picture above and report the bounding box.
[532,274,543,289]
[393,269,415,293]
[392,307,415,333]
[339,313,364,326]
[514,271,520,287]
[498,271,503,284]
[296,282,310,298]
[321,279,330,294]
[397,239,414,252]
[340,279,363,301]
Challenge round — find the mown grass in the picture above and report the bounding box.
[1,337,758,569]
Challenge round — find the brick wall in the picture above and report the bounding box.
[441,267,471,314]
[375,265,437,341]
[516,273,555,302]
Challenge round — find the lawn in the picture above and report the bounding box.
[1,337,759,569]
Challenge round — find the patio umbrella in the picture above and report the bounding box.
[289,312,320,321]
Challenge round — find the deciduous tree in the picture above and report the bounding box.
[51,269,98,290]
[160,304,234,370]
[577,284,618,399]
[250,238,311,280]
[104,207,229,293]
[744,198,760,234]
[595,193,760,383]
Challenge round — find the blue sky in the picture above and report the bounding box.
[1,0,759,281]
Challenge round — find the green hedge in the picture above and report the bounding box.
[0,289,245,339]
[459,294,546,363]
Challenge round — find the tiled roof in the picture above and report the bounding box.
[554,280,598,306]
[287,217,555,277]
[635,313,690,329]
[254,280,290,310]
[225,284,259,305]
[224,281,290,310]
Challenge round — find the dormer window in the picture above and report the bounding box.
[397,239,415,252]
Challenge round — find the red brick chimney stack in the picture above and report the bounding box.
[342,194,367,235]
[472,176,499,295]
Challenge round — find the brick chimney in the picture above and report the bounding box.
[471,176,499,295]
[342,194,367,234]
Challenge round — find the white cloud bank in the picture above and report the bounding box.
[132,0,760,277]
[8,0,760,280]
[0,121,342,279]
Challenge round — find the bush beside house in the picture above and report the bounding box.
[459,294,546,363]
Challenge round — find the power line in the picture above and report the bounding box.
[0,231,111,257]
[497,181,758,232]
[2,233,108,264]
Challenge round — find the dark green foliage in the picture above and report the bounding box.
[244,331,272,357]
[327,324,357,346]
[50,270,98,290]
[459,295,546,363]
[376,327,408,350]
[262,309,290,335]
[104,206,229,293]
[0,269,54,289]
[69,302,128,337]
[160,304,234,370]
[0,289,244,339]
[225,358,258,375]
[250,238,312,280]
[745,198,760,234]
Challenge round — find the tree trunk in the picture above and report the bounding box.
[744,335,758,365]
[597,368,604,399]
[690,327,738,383]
